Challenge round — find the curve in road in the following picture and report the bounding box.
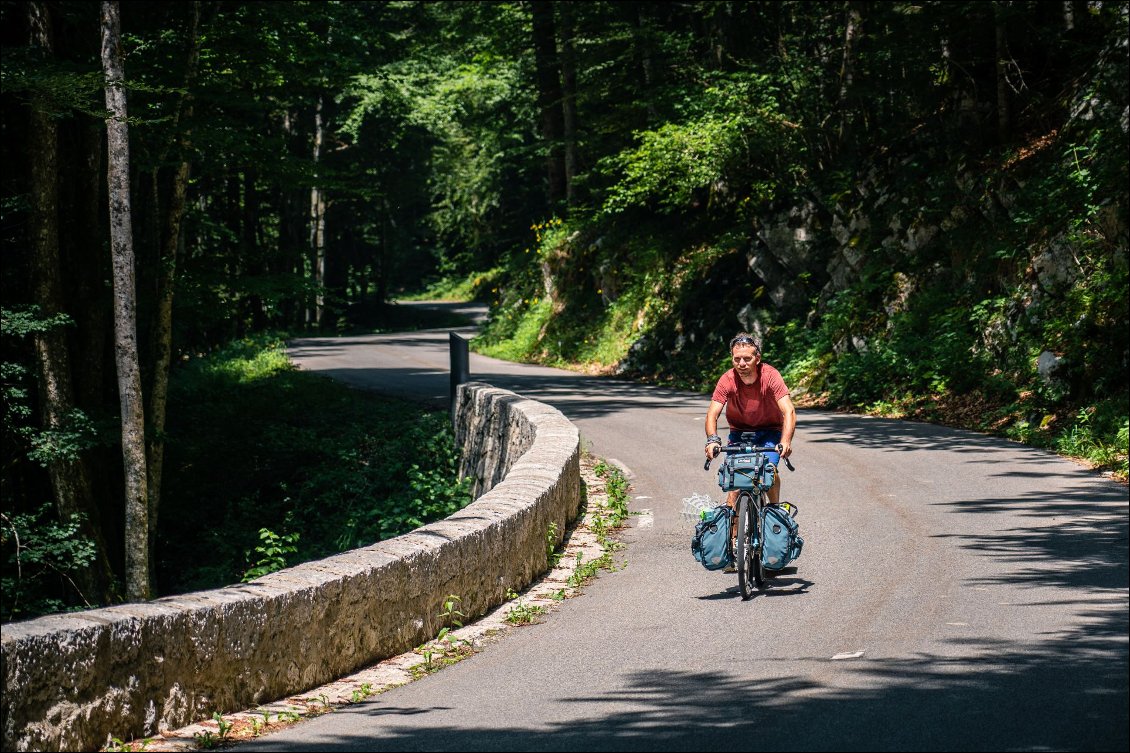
[262,306,1127,752]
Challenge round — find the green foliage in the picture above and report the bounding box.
[1,506,96,622]
[171,335,294,393]
[1,303,112,620]
[602,117,743,214]
[2,308,100,467]
[503,587,546,625]
[344,13,539,277]
[3,0,1127,632]
[413,593,473,674]
[439,594,464,629]
[566,550,614,588]
[592,460,629,527]
[601,74,793,216]
[193,714,232,750]
[545,520,559,564]
[241,528,300,582]
[160,335,473,595]
[799,280,990,405]
[0,47,106,119]
[1054,404,1129,478]
[476,298,553,362]
[398,268,504,302]
[350,683,375,704]
[0,306,74,338]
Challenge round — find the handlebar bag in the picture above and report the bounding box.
[761,504,804,570]
[718,453,776,492]
[691,505,734,571]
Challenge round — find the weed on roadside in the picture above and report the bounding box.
[504,587,548,625]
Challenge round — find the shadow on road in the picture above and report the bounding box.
[250,607,1128,751]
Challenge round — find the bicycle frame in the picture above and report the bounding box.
[705,443,794,600]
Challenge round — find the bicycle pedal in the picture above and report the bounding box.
[779,501,799,518]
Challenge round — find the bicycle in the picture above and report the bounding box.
[704,440,796,600]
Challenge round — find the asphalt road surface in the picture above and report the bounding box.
[254,302,1127,751]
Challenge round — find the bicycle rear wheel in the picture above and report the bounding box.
[737,493,755,599]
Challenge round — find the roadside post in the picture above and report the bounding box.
[450,332,470,422]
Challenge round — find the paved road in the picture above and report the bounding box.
[260,303,1127,751]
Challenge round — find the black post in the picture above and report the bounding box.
[450,331,470,420]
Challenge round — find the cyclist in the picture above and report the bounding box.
[703,333,796,513]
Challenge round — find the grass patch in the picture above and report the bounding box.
[397,268,504,302]
[475,298,554,362]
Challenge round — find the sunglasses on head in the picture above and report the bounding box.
[729,335,758,350]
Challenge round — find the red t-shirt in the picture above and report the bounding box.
[711,364,790,431]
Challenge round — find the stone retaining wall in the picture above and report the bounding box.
[1,382,580,752]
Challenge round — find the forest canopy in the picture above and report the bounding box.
[2,1,1127,619]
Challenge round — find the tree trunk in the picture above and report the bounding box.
[75,120,109,414]
[838,1,862,143]
[530,0,565,207]
[632,3,658,124]
[994,1,1012,142]
[559,0,578,208]
[147,0,200,591]
[279,108,307,327]
[101,0,149,603]
[378,197,390,304]
[145,157,187,588]
[27,0,114,605]
[309,96,327,327]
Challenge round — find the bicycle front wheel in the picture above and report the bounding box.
[737,493,755,600]
[751,495,765,588]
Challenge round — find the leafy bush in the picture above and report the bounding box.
[1,506,97,622]
[599,74,794,217]
[241,528,300,582]
[159,335,473,595]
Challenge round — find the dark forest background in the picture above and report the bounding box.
[2,1,1127,620]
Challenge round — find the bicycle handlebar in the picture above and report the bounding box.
[703,444,795,472]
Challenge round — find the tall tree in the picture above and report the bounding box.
[25,0,113,604]
[530,0,566,207]
[994,1,1013,142]
[837,0,862,143]
[559,1,579,207]
[310,93,328,327]
[101,0,149,602]
[146,0,203,589]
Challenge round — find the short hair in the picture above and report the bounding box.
[729,332,761,354]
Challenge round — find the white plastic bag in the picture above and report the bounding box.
[680,493,716,525]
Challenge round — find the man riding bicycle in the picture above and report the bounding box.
[704,333,796,512]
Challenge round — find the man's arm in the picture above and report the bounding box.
[777,395,796,458]
[705,400,725,458]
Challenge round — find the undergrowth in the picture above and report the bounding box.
[159,334,472,595]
